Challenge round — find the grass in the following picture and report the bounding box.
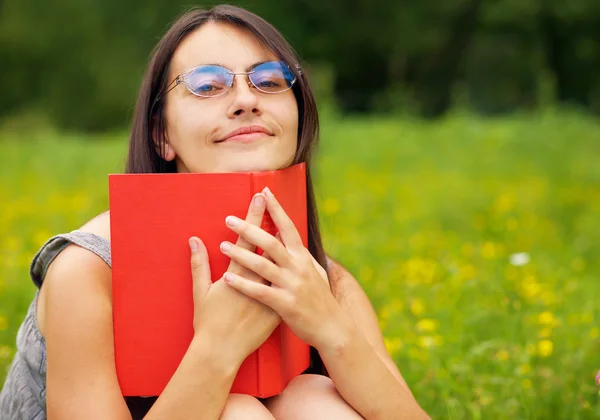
[1,109,600,418]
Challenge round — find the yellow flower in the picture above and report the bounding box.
[495,349,510,361]
[459,263,477,280]
[0,345,12,359]
[518,364,532,375]
[322,198,340,215]
[538,311,555,326]
[417,336,434,348]
[410,299,425,316]
[0,315,8,331]
[416,318,439,333]
[481,241,497,259]
[590,328,599,339]
[537,340,554,357]
[520,276,541,299]
[384,337,404,355]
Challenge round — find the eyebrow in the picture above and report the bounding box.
[198,60,270,72]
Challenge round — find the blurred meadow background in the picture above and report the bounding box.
[1,0,600,418]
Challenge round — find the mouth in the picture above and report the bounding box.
[216,125,273,144]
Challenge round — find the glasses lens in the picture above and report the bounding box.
[185,65,233,97]
[250,61,296,93]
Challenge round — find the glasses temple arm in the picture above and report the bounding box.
[152,77,180,108]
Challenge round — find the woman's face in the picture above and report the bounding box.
[160,22,299,173]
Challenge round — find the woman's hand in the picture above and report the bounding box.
[219,187,349,352]
[188,192,281,366]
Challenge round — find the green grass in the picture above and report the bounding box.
[1,110,600,418]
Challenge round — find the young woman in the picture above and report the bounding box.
[0,5,429,420]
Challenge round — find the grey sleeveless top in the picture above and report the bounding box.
[0,231,156,420]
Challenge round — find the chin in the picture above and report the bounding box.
[213,156,292,174]
[219,163,282,173]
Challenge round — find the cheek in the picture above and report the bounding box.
[278,97,299,143]
[166,101,215,146]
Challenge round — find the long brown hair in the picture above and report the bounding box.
[125,5,327,372]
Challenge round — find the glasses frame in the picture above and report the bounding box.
[153,61,302,107]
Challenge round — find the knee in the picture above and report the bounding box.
[283,374,338,399]
[266,374,363,419]
[220,394,275,420]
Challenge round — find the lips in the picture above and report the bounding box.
[217,125,273,143]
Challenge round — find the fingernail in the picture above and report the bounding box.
[226,216,241,227]
[224,272,234,283]
[263,187,274,199]
[189,238,199,253]
[220,241,232,252]
[253,193,266,208]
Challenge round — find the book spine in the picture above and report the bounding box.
[251,171,283,396]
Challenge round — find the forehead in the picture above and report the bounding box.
[170,22,278,76]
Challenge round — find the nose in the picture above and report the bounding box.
[227,74,261,118]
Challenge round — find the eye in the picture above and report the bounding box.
[186,68,229,96]
[195,81,223,93]
[255,77,283,89]
[252,70,289,92]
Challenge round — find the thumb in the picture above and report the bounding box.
[189,237,212,299]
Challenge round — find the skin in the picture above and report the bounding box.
[37,21,430,420]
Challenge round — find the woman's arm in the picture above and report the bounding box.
[42,245,239,420]
[219,189,430,420]
[320,258,430,420]
[327,257,410,387]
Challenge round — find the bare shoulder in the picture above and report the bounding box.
[42,243,112,307]
[38,222,129,418]
[37,211,112,337]
[79,209,112,241]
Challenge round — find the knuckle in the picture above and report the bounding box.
[285,293,298,309]
[255,257,270,274]
[250,206,264,220]
[190,255,203,272]
[297,263,312,278]
[265,236,279,252]
[235,238,253,252]
[288,280,301,296]
[237,223,247,235]
[254,286,268,301]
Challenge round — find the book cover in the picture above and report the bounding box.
[108,162,310,397]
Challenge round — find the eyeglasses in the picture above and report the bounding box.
[154,60,300,105]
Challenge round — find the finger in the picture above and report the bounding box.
[225,216,291,267]
[262,187,304,252]
[228,193,266,272]
[223,272,283,312]
[220,241,284,287]
[237,193,267,250]
[189,237,212,298]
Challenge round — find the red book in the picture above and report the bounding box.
[108,162,310,398]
